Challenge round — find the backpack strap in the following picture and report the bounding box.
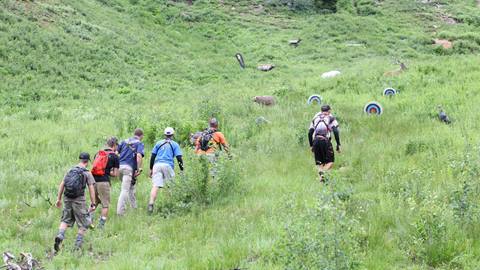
[158,141,175,156]
[123,139,137,154]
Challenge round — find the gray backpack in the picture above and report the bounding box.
[312,115,332,137]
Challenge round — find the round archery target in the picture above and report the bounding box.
[383,88,397,96]
[364,101,383,115]
[307,95,322,105]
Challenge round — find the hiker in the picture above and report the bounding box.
[195,118,229,161]
[54,152,96,252]
[308,105,341,182]
[116,128,145,216]
[147,127,184,214]
[91,136,119,228]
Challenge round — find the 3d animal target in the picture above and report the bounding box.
[235,53,245,69]
[364,101,383,115]
[383,88,397,96]
[307,95,322,105]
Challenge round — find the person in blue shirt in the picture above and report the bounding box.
[147,127,183,214]
[116,128,145,216]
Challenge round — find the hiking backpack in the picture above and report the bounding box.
[199,129,216,151]
[64,167,88,199]
[312,114,333,137]
[91,150,113,176]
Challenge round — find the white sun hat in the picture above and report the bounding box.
[164,127,175,136]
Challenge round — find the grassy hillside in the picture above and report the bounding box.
[1,0,480,269]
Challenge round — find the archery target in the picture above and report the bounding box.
[307,95,322,105]
[364,101,383,115]
[383,88,397,96]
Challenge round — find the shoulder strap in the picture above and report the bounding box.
[158,141,175,155]
[125,139,137,153]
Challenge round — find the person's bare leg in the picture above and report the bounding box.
[149,186,159,205]
[98,207,108,228]
[318,162,334,182]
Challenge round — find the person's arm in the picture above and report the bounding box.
[55,180,65,208]
[109,155,120,177]
[308,128,314,147]
[136,153,143,170]
[332,126,341,151]
[85,173,96,208]
[194,137,200,152]
[218,133,230,154]
[176,155,184,171]
[110,168,119,177]
[149,153,156,178]
[88,184,96,211]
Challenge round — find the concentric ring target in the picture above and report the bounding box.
[364,101,383,115]
[307,95,322,105]
[383,88,397,96]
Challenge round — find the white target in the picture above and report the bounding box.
[383,88,397,96]
[307,95,322,105]
[364,101,383,115]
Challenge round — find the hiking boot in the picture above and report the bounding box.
[319,171,325,183]
[147,204,154,215]
[74,241,83,251]
[54,236,63,253]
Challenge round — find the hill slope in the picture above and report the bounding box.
[1,0,480,269]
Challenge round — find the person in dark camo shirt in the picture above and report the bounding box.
[53,152,96,253]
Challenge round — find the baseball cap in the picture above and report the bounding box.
[164,127,175,136]
[79,152,91,161]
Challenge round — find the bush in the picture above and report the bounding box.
[156,154,242,216]
[273,181,361,269]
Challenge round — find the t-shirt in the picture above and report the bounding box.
[195,130,228,155]
[310,113,338,139]
[152,139,182,169]
[93,149,120,183]
[63,166,96,202]
[118,136,145,170]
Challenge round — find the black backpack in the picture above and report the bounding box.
[199,129,216,151]
[64,167,88,199]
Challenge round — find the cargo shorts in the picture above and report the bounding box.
[95,182,111,208]
[61,200,90,229]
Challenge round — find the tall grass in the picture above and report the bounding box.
[1,0,480,269]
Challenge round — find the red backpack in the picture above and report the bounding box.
[91,150,113,176]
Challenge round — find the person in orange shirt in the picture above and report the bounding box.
[195,118,229,159]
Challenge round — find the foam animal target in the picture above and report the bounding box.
[364,101,383,115]
[383,88,397,96]
[235,53,245,69]
[307,95,322,105]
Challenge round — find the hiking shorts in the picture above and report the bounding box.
[152,163,175,188]
[95,182,111,208]
[312,136,335,165]
[61,200,90,229]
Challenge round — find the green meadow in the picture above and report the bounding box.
[1,0,480,269]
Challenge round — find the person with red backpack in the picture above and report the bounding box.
[53,152,96,253]
[308,105,341,182]
[91,137,119,229]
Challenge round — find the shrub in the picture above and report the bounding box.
[273,181,361,269]
[156,154,242,216]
